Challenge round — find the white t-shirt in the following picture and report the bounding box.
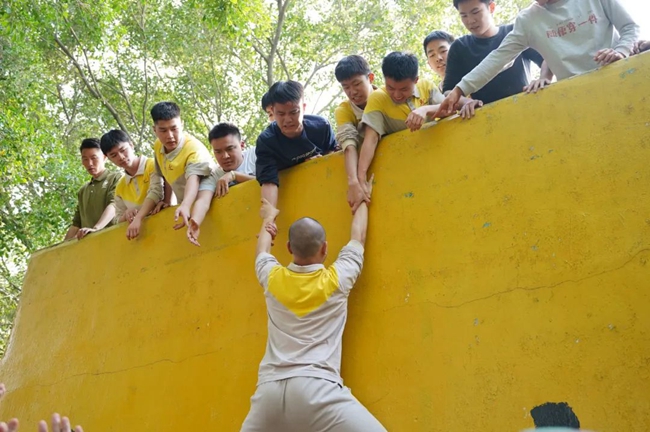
[199,148,257,192]
[458,0,639,96]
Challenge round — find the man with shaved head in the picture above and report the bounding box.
[241,174,385,432]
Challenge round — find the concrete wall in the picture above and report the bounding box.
[1,54,649,431]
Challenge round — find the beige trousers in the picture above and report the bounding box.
[240,377,387,432]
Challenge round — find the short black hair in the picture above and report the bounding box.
[423,31,455,55]
[208,122,241,142]
[99,130,131,155]
[267,80,304,105]
[261,92,272,111]
[150,101,181,123]
[79,138,101,153]
[382,52,419,82]
[453,0,492,9]
[334,55,371,82]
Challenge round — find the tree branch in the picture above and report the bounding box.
[53,32,130,134]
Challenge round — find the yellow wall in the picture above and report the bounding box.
[1,54,650,431]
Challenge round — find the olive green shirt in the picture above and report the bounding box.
[71,170,122,229]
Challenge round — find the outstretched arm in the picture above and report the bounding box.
[261,183,278,208]
[357,127,380,187]
[256,199,280,257]
[350,174,374,247]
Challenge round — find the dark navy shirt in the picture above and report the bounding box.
[443,24,544,105]
[255,115,338,186]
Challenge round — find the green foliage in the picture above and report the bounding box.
[0,0,531,355]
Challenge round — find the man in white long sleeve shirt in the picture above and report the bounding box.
[437,0,640,117]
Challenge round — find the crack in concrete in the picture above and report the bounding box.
[382,248,649,312]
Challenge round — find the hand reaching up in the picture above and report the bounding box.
[260,199,280,222]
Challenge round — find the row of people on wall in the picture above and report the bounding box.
[63,0,645,246]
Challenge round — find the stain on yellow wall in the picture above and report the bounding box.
[1,54,649,431]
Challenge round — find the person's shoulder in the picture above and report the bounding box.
[303,114,330,127]
[256,123,277,146]
[365,88,391,108]
[515,3,538,20]
[418,78,436,92]
[184,134,207,149]
[452,34,472,48]
[303,114,332,132]
[334,100,353,116]
[500,24,515,34]
[107,171,123,182]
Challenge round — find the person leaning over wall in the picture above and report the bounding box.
[437,0,640,117]
[355,51,481,205]
[255,80,338,211]
[443,0,549,99]
[187,122,257,246]
[63,138,122,241]
[148,101,216,232]
[333,55,377,214]
[99,129,168,240]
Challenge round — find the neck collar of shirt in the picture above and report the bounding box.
[159,134,186,158]
[90,170,109,184]
[287,262,325,273]
[473,26,504,43]
[124,156,147,184]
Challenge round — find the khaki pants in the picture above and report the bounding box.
[240,377,387,432]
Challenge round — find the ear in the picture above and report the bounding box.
[489,1,496,13]
[414,76,420,84]
[302,102,307,112]
[240,141,246,150]
[321,241,328,257]
[368,72,375,84]
[287,241,293,255]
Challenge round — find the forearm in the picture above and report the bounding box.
[232,172,255,183]
[256,218,275,256]
[350,202,368,246]
[540,61,553,80]
[261,183,278,208]
[134,199,157,221]
[189,190,212,226]
[180,175,200,209]
[344,146,360,184]
[163,179,173,204]
[603,0,639,55]
[94,204,116,229]
[425,104,442,118]
[357,128,380,181]
[64,226,80,241]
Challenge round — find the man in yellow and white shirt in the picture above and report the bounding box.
[242,175,385,432]
[100,129,166,240]
[356,51,481,207]
[148,102,215,231]
[334,55,377,215]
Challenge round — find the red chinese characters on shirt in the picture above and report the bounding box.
[546,13,597,39]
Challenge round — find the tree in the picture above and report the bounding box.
[0,0,531,355]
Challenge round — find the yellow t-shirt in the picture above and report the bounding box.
[361,79,444,136]
[334,100,364,150]
[150,134,213,202]
[114,156,162,221]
